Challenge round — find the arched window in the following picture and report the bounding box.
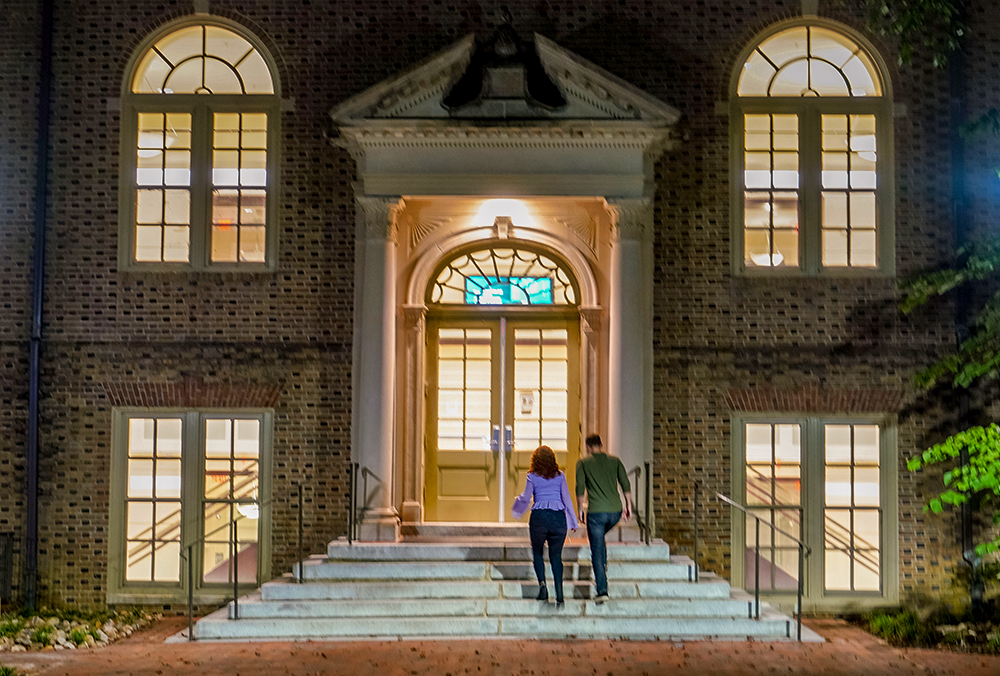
[120,21,279,269]
[429,247,578,306]
[732,23,893,274]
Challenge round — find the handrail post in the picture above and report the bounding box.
[297,484,304,583]
[754,517,761,620]
[644,461,651,545]
[232,508,239,620]
[797,542,804,641]
[187,545,194,641]
[693,483,699,582]
[353,461,360,541]
[347,464,354,546]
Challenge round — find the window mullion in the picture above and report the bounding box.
[800,108,823,274]
[804,418,824,601]
[189,105,212,270]
[183,412,202,593]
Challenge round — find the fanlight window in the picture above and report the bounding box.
[738,26,882,98]
[122,22,278,270]
[133,25,274,94]
[430,248,577,306]
[734,23,890,274]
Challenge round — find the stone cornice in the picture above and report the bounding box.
[337,123,672,151]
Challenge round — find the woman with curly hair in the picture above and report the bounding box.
[511,445,579,605]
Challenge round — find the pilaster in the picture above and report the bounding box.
[353,194,403,541]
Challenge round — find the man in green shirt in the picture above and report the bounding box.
[575,434,632,603]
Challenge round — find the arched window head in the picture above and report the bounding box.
[738,26,882,98]
[133,25,274,94]
[120,21,279,271]
[430,247,578,306]
[732,23,893,275]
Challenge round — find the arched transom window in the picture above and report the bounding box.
[121,22,279,270]
[733,24,892,274]
[430,247,578,306]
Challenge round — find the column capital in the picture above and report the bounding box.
[605,197,653,242]
[580,305,603,333]
[402,304,427,330]
[356,195,404,243]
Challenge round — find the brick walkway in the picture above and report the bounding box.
[2,618,998,675]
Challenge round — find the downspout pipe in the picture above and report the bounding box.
[948,46,982,613]
[25,0,55,610]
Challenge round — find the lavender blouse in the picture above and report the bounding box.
[511,472,580,531]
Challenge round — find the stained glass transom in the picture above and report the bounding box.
[132,25,274,95]
[738,26,882,97]
[431,248,577,306]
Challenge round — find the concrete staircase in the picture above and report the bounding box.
[194,530,821,641]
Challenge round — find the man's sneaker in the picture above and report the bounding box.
[595,593,609,605]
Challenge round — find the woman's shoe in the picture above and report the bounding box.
[536,586,549,601]
[555,594,565,606]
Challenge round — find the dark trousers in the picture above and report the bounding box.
[586,511,622,596]
[528,509,568,598]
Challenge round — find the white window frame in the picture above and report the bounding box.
[730,414,899,612]
[729,19,895,277]
[107,408,274,604]
[117,18,281,272]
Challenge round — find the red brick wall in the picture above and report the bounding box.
[0,0,995,607]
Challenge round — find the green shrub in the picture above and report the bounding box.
[865,610,935,647]
[1,666,23,676]
[30,625,54,646]
[0,617,25,639]
[69,628,89,645]
[988,632,1000,653]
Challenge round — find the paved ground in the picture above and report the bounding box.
[2,618,999,675]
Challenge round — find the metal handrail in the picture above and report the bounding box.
[128,473,260,563]
[348,462,359,544]
[628,465,646,541]
[180,485,305,641]
[694,485,812,642]
[744,465,880,572]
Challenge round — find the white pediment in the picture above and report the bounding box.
[330,33,680,126]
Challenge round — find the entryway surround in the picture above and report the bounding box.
[331,24,679,539]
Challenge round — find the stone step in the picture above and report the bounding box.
[236,595,489,618]
[262,578,504,601]
[400,523,529,538]
[490,561,692,581]
[399,522,646,543]
[325,541,672,562]
[194,608,800,641]
[495,614,796,639]
[236,593,757,619]
[194,612,500,640]
[300,560,491,581]
[502,578,733,600]
[261,576,734,602]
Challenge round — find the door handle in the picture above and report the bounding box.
[491,425,501,452]
[504,425,513,453]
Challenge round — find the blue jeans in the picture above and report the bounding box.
[586,511,621,596]
[528,509,568,596]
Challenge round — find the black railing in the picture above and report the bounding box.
[181,486,303,641]
[347,461,360,544]
[693,485,812,642]
[644,461,651,545]
[628,464,653,545]
[744,465,879,576]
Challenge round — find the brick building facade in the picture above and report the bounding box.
[1,0,997,612]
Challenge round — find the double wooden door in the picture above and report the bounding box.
[425,315,580,522]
